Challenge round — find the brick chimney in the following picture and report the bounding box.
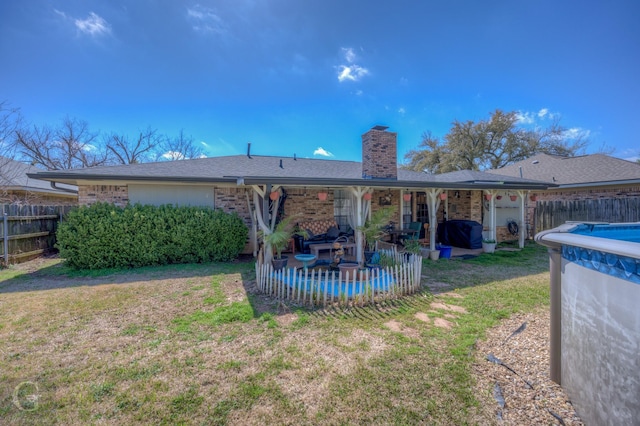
[361,125,398,180]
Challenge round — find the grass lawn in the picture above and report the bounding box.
[0,242,550,425]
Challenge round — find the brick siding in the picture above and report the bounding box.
[361,128,398,179]
[79,185,129,207]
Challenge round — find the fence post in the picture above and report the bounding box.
[3,214,8,266]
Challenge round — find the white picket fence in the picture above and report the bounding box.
[255,251,423,308]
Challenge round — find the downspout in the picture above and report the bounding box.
[50,181,78,194]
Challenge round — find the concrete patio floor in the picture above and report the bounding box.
[284,245,485,269]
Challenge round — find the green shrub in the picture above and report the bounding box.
[56,203,248,269]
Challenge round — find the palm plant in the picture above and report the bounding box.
[357,206,396,252]
[261,216,307,260]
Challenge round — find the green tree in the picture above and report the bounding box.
[403,109,587,173]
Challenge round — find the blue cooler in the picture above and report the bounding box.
[437,245,452,259]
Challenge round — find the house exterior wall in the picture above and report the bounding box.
[1,190,77,206]
[79,185,129,207]
[446,190,482,223]
[280,188,338,223]
[214,187,252,228]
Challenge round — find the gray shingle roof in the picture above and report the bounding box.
[432,169,551,185]
[487,153,640,186]
[1,156,77,194]
[28,154,553,190]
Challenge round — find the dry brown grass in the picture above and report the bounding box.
[0,245,570,425]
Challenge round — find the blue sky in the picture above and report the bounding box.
[1,0,639,163]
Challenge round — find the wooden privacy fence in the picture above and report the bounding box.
[255,252,423,308]
[1,204,74,266]
[535,197,640,233]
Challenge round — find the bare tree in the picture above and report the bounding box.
[14,116,107,170]
[158,129,204,161]
[0,101,22,156]
[105,127,163,164]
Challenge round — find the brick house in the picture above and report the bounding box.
[1,156,78,205]
[29,126,552,260]
[489,153,640,235]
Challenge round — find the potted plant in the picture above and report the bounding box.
[482,238,497,254]
[357,206,396,263]
[260,216,307,270]
[403,239,422,259]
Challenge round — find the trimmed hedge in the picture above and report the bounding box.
[56,203,248,269]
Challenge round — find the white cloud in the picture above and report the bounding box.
[54,9,68,19]
[516,108,558,125]
[337,65,369,82]
[75,12,111,37]
[398,107,406,116]
[187,5,226,34]
[515,111,535,124]
[161,150,185,160]
[336,47,369,83]
[313,147,334,157]
[563,127,590,140]
[343,47,356,63]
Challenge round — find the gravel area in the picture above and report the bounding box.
[473,309,584,425]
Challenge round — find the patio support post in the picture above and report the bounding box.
[426,189,442,251]
[252,184,281,264]
[400,190,405,230]
[485,190,496,241]
[517,190,527,248]
[263,184,272,228]
[350,186,370,264]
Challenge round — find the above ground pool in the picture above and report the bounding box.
[535,222,640,426]
[570,222,640,243]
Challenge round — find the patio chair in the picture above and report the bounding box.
[400,221,422,244]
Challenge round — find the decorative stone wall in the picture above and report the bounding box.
[361,128,398,180]
[79,185,129,207]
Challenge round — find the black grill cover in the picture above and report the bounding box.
[437,220,483,249]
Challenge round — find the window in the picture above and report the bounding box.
[333,189,352,232]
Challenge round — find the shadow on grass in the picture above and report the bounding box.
[422,241,549,291]
[0,254,257,294]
